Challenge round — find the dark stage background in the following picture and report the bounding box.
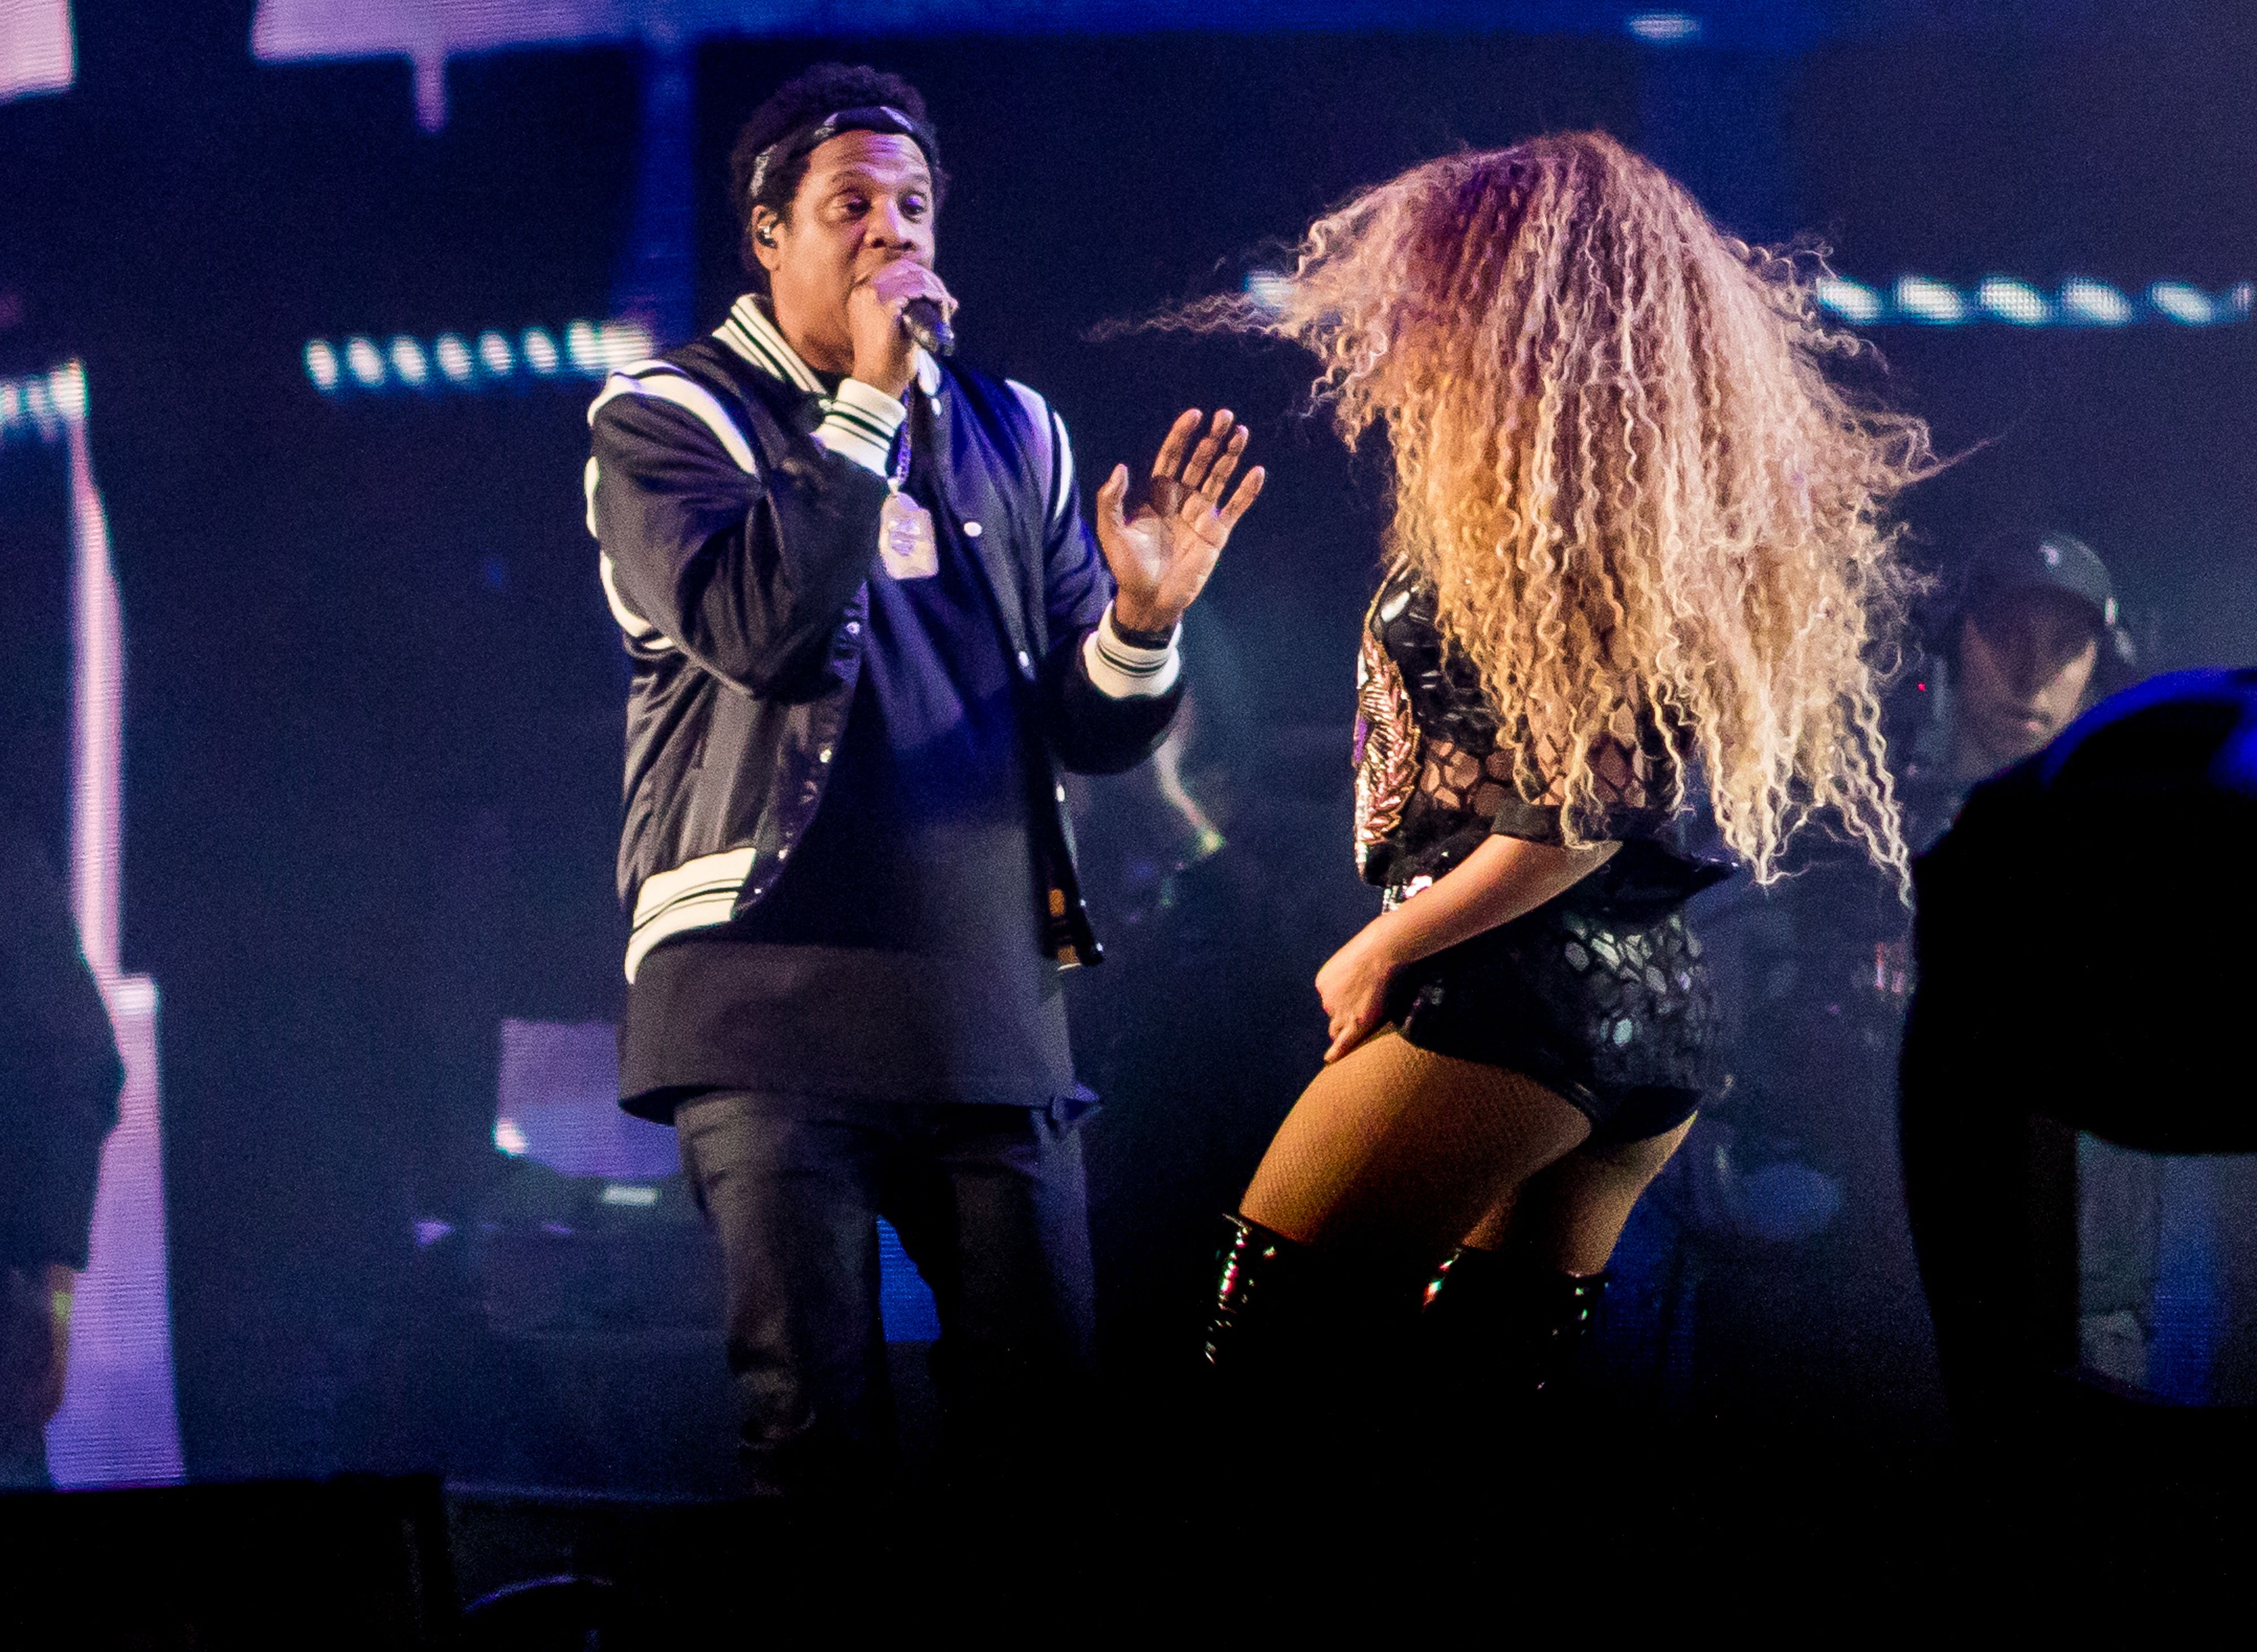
[3,2,2254,1488]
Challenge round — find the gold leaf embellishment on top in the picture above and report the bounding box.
[1353,627,1421,874]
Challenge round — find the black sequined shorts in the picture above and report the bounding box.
[1384,898,1718,1149]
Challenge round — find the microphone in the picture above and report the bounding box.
[901,297,955,358]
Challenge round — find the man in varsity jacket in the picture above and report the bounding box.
[583,64,1263,1501]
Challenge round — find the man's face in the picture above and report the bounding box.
[756,130,936,367]
[1956,587,2102,765]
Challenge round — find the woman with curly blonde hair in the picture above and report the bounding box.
[1201,131,1935,1402]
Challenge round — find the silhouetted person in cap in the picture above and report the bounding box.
[1900,530,2173,1385]
[1899,529,2137,853]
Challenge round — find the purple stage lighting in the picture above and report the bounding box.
[20,363,189,1490]
[0,0,73,104]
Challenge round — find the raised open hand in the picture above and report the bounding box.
[1095,408,1266,635]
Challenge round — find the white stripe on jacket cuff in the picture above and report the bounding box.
[1082,604,1182,700]
[813,376,908,476]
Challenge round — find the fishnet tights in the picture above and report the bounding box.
[1240,1027,1689,1275]
[1465,1115,1693,1274]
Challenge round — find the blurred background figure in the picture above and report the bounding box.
[1646,522,2148,1445]
[0,802,123,1488]
[1899,529,2139,853]
[1902,669,2257,1454]
[1900,529,2158,1384]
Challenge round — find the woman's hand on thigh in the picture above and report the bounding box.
[1316,919,1405,1062]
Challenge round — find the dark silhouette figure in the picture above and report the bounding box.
[1903,670,2257,1469]
[0,814,124,1487]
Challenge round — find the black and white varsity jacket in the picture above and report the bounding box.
[585,295,1184,982]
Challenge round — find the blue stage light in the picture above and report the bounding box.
[1626,12,1702,43]
[0,374,63,448]
[389,335,430,386]
[1815,274,2248,331]
[0,374,60,446]
[2060,277,2133,326]
[1977,277,2051,326]
[1893,276,1966,326]
[1242,271,1292,315]
[302,320,651,396]
[435,333,473,381]
[2146,282,2216,325]
[521,328,560,375]
[1814,276,1883,325]
[0,368,86,443]
[345,336,384,387]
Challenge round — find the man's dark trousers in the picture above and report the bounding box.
[675,1089,1097,1500]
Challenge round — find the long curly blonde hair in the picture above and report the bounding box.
[1228,132,1935,886]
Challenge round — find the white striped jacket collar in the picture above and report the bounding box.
[714,293,941,399]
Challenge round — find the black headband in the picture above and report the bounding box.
[747,104,938,206]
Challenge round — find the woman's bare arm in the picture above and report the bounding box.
[1315,833,1619,1061]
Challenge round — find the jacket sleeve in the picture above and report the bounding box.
[586,366,893,698]
[1014,388,1184,775]
[0,819,123,1271]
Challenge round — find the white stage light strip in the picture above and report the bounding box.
[304,319,653,395]
[1976,278,2052,326]
[1625,12,1703,44]
[1813,275,2252,329]
[1250,270,2252,332]
[2148,282,2220,326]
[1810,275,1882,326]
[1892,275,1967,326]
[2060,276,2136,327]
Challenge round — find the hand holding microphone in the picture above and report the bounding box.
[899,297,953,358]
[847,260,958,397]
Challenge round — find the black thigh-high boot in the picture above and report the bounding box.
[1415,1252,1613,1551]
[1192,1213,1319,1514]
[1203,1212,1315,1377]
[1200,1211,1430,1554]
[1420,1246,1610,1401]
[1202,1214,1430,1486]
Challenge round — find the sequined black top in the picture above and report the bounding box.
[1352,563,1733,1132]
